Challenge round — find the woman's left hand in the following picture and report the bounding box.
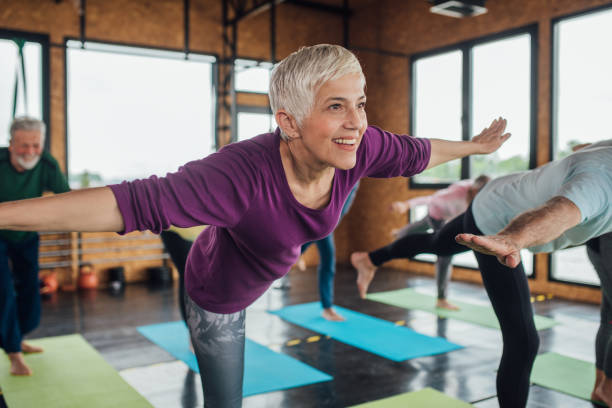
[471,117,511,154]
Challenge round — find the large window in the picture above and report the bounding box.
[411,27,536,186]
[550,6,612,286]
[0,33,46,144]
[67,41,216,188]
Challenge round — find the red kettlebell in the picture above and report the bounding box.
[78,264,99,290]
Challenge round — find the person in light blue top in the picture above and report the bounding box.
[471,139,612,253]
[352,139,612,407]
[459,139,612,406]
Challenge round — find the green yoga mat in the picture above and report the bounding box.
[531,352,603,404]
[349,387,473,407]
[0,334,151,408]
[367,288,558,330]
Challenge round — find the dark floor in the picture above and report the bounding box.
[1,266,604,408]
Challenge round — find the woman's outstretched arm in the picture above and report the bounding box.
[0,187,124,232]
[426,117,510,169]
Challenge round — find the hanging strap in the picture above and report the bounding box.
[11,37,28,118]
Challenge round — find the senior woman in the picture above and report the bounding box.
[0,44,509,407]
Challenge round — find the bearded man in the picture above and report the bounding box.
[0,117,70,376]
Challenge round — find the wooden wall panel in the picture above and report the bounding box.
[86,0,184,48]
[236,92,269,107]
[189,0,223,54]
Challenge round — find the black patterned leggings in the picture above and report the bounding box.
[185,294,246,408]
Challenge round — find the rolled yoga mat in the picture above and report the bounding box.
[367,288,558,330]
[0,334,152,408]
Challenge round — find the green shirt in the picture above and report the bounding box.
[0,147,70,243]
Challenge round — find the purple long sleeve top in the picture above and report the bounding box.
[110,126,431,313]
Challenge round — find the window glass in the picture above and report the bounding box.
[412,51,462,184]
[235,59,273,94]
[67,41,215,188]
[0,39,43,143]
[237,111,276,142]
[554,8,612,159]
[551,8,612,285]
[471,34,531,178]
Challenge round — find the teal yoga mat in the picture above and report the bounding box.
[137,321,331,396]
[0,334,152,408]
[268,302,462,361]
[367,288,558,330]
[531,352,604,404]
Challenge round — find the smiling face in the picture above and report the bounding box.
[295,72,368,171]
[9,129,44,172]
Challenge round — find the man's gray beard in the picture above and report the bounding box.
[16,155,41,170]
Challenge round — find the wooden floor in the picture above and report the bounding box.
[0,265,603,407]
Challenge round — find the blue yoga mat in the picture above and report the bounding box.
[137,321,332,397]
[268,302,462,361]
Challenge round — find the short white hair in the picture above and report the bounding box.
[269,44,365,140]
[9,116,46,143]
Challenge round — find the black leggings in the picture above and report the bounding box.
[587,233,612,377]
[370,207,539,408]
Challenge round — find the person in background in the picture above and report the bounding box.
[0,117,70,376]
[160,226,206,323]
[357,176,489,310]
[294,182,359,321]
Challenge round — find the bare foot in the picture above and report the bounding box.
[594,372,612,406]
[592,368,605,402]
[21,341,43,354]
[436,299,460,311]
[351,252,377,299]
[8,352,32,376]
[322,307,345,321]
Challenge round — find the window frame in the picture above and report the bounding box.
[407,25,538,279]
[63,37,219,177]
[409,24,538,190]
[547,3,612,289]
[1,28,50,151]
